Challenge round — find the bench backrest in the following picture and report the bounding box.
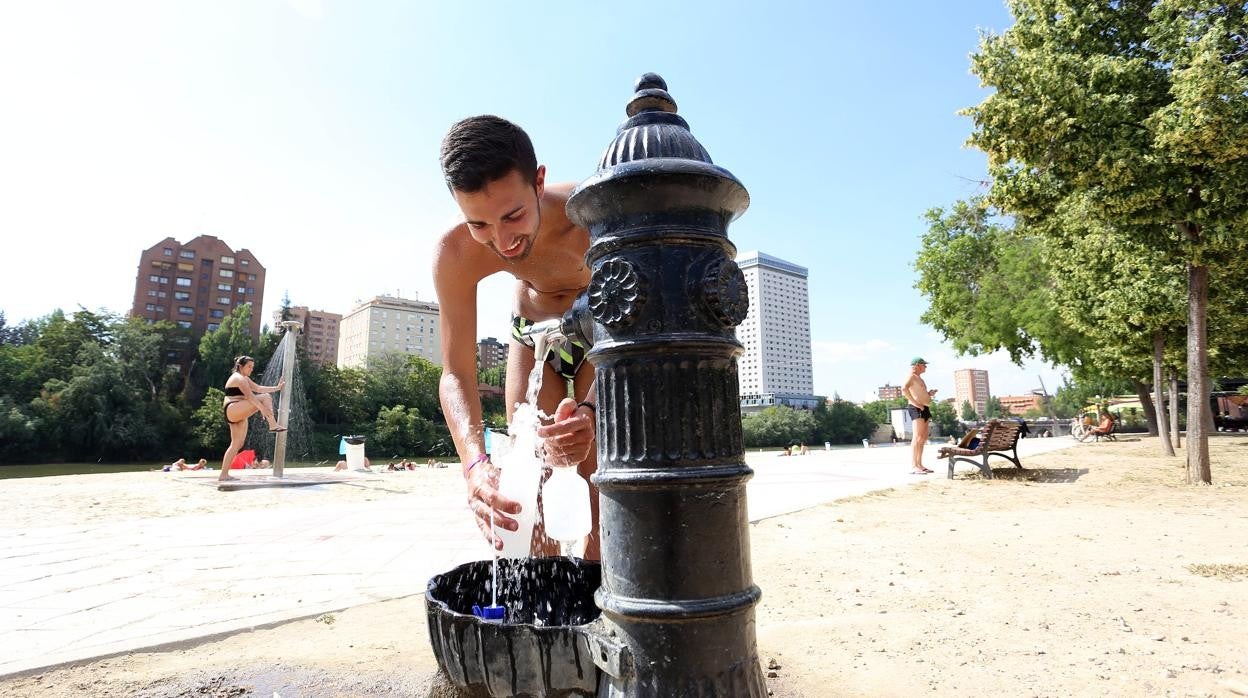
[983,420,1021,451]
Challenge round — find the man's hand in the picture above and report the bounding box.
[465,461,522,551]
[536,398,595,467]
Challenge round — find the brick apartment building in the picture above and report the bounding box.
[477,337,508,371]
[877,383,904,401]
[998,394,1043,416]
[130,235,265,365]
[274,306,342,367]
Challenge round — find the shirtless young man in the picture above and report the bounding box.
[902,357,937,474]
[433,115,599,559]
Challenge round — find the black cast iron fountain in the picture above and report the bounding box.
[426,72,764,697]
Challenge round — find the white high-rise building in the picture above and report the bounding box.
[337,294,442,369]
[735,251,818,412]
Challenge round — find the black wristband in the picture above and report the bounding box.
[576,400,597,414]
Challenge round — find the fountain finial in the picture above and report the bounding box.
[279,320,303,334]
[626,72,677,117]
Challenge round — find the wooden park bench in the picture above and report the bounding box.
[937,419,1024,479]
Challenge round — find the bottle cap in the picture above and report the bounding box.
[472,604,506,621]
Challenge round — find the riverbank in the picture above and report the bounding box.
[2,435,1246,696]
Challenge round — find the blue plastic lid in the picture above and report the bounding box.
[472,604,505,621]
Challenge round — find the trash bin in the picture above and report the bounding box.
[344,435,366,470]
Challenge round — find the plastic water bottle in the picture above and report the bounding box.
[493,405,543,558]
[542,466,591,543]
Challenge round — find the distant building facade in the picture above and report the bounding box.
[735,251,818,412]
[274,306,342,367]
[999,394,1042,416]
[954,368,991,417]
[477,337,508,372]
[877,383,904,401]
[337,294,441,369]
[130,235,265,366]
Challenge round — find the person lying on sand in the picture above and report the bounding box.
[163,458,207,472]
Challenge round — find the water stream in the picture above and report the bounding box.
[243,330,313,462]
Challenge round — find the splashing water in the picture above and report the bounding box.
[244,330,313,463]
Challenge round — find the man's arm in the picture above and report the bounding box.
[433,232,486,473]
[433,230,519,550]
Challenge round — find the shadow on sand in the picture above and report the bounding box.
[959,467,1090,484]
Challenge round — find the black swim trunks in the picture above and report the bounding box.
[906,404,931,421]
[511,314,589,382]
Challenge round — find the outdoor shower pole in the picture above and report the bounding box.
[272,320,302,477]
[565,74,766,696]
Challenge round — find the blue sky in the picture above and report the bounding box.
[0,0,1066,402]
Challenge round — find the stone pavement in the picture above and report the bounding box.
[0,437,1077,678]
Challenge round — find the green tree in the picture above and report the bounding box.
[191,387,230,455]
[984,396,1005,420]
[814,400,877,444]
[965,0,1248,482]
[196,304,257,395]
[960,400,977,421]
[931,401,961,439]
[861,397,906,425]
[914,199,1089,366]
[741,406,817,449]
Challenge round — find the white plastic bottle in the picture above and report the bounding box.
[493,405,543,558]
[542,465,591,544]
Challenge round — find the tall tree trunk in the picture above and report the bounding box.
[1135,379,1158,436]
[1186,258,1211,484]
[1153,330,1174,456]
[1169,370,1181,449]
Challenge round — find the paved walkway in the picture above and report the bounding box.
[0,438,1078,678]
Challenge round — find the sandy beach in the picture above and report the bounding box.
[3,435,1247,697]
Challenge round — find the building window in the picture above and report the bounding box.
[248,274,256,281]
[210,309,224,318]
[148,274,161,283]
[177,321,192,329]
[220,255,235,265]
[179,306,193,316]
[219,269,234,278]
[218,283,232,292]
[176,277,191,287]
[179,250,195,259]
[175,292,190,301]
[217,296,230,305]
[240,259,249,266]
[147,289,158,297]
[163,248,173,256]
[239,287,248,294]
[145,303,156,311]
[207,323,220,331]
[158,291,167,298]
[177,262,193,272]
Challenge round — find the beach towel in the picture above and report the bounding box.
[230,449,256,470]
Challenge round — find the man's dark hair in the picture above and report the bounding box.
[439,115,538,193]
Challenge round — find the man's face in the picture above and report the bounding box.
[452,166,545,262]
[914,362,927,375]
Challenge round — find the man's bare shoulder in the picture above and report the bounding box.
[541,183,587,240]
[433,222,502,283]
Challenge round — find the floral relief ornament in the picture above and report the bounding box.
[588,257,646,328]
[702,259,749,327]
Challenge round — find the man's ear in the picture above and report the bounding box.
[534,165,546,197]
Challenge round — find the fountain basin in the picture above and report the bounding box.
[425,558,602,697]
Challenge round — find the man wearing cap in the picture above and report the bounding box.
[902,357,938,474]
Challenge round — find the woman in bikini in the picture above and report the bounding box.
[219,355,286,482]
